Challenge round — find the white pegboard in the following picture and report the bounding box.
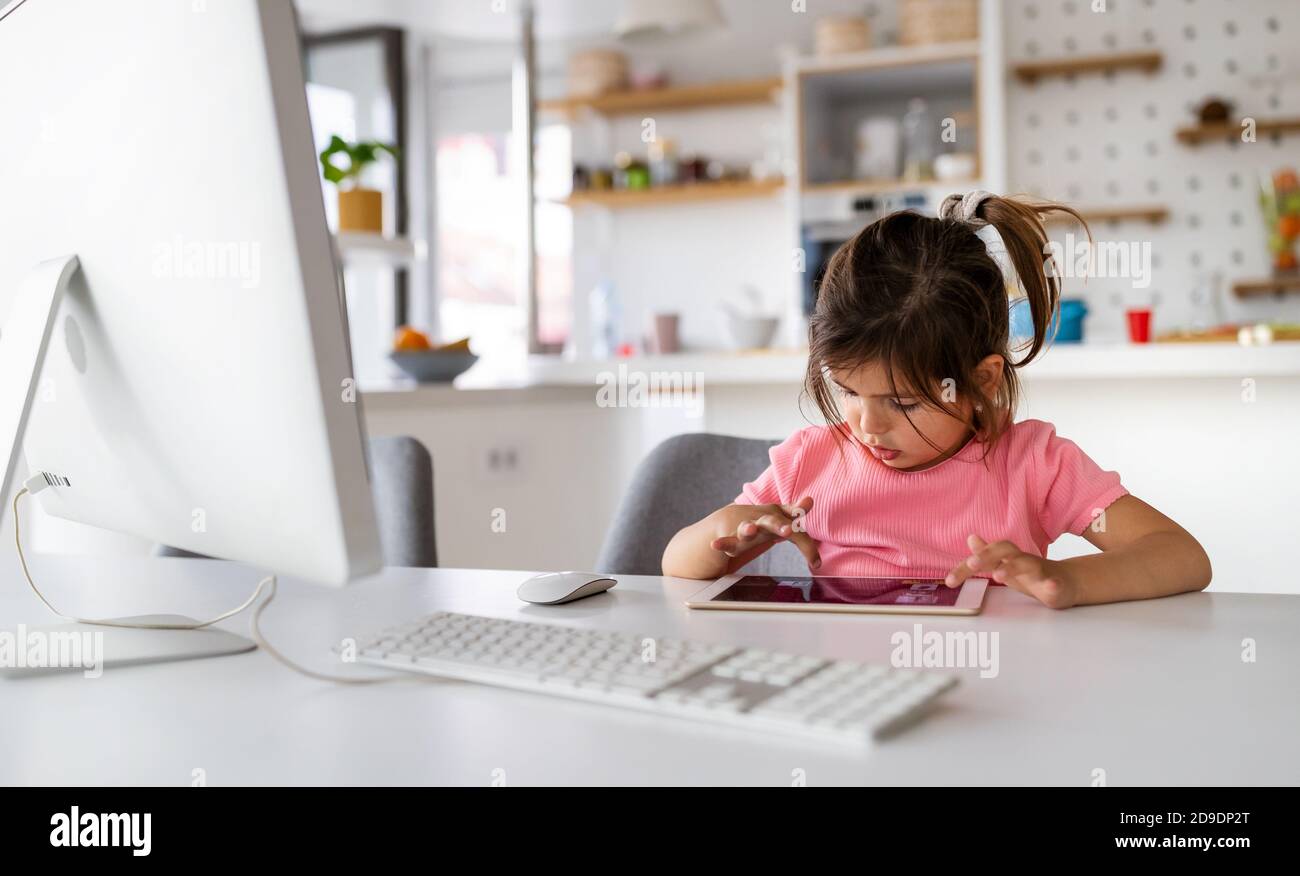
[1006,0,1300,340]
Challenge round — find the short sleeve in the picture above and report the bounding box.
[734,429,808,507]
[1031,423,1129,541]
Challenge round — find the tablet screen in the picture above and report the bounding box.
[708,575,962,607]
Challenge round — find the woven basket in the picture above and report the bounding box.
[567,49,628,97]
[815,16,871,56]
[899,0,978,46]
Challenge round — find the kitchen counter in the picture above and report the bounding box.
[361,342,1300,400]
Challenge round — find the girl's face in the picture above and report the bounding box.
[829,358,1000,472]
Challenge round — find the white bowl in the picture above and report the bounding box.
[724,315,780,350]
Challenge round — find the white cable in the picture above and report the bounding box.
[13,487,267,629]
[12,486,420,685]
[247,574,427,685]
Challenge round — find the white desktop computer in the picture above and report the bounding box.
[0,0,381,663]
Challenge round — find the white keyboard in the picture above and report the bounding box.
[353,611,958,747]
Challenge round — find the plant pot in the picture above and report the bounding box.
[338,187,383,233]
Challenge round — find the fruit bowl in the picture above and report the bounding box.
[388,351,479,383]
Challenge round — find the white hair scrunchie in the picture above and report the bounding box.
[937,190,996,227]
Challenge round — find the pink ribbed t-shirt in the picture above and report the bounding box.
[734,419,1128,578]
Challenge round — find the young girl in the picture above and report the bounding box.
[662,192,1211,609]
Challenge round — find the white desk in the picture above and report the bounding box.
[1,555,1295,786]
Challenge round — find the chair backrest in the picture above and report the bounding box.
[367,435,437,568]
[596,433,806,577]
[157,434,437,569]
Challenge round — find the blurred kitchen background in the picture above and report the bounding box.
[36,0,1300,592]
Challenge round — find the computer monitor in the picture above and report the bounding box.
[0,0,382,588]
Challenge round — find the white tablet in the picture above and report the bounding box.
[686,574,989,616]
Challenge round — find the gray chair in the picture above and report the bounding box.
[596,433,805,577]
[157,434,437,568]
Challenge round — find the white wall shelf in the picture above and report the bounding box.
[334,232,426,269]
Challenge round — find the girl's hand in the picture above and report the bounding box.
[944,534,1077,609]
[710,497,822,571]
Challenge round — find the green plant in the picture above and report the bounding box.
[319,135,399,188]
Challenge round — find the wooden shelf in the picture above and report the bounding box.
[1044,205,1170,226]
[1232,275,1300,298]
[1157,326,1300,343]
[794,40,980,77]
[559,179,785,209]
[540,78,782,117]
[1176,117,1300,145]
[801,177,977,196]
[1011,51,1163,84]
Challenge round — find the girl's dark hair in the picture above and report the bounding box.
[804,195,1088,459]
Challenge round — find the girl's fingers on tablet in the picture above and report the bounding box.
[965,538,1021,573]
[994,557,1060,603]
[947,534,987,585]
[944,559,973,587]
[992,555,1038,585]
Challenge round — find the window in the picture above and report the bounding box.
[435,133,523,359]
[432,119,572,358]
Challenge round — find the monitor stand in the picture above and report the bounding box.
[0,616,256,677]
[0,256,257,671]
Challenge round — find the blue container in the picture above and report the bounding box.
[1009,297,1088,344]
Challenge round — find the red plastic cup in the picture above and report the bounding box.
[1126,308,1153,344]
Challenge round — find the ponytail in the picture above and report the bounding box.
[975,196,1090,366]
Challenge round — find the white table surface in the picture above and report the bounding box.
[2,554,1295,786]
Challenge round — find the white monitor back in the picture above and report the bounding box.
[0,0,382,585]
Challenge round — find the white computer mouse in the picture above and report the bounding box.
[517,572,617,605]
